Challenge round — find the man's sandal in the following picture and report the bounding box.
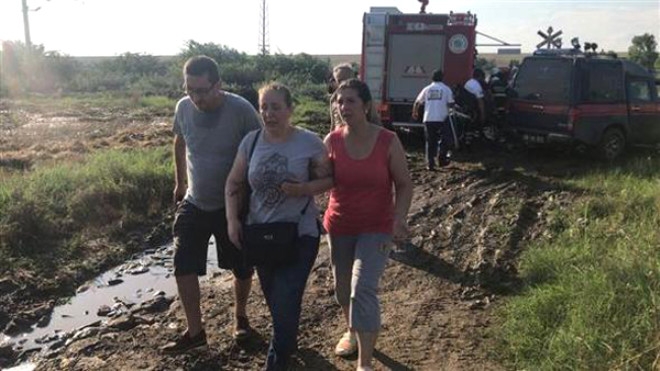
[233,315,251,341]
[334,331,357,357]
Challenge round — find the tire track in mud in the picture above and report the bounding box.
[408,162,567,291]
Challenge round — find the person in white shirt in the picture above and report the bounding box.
[413,69,454,170]
[463,68,486,128]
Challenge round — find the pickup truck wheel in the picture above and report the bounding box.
[597,127,626,161]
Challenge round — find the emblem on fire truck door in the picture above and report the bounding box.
[448,34,468,54]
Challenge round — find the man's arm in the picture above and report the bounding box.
[412,101,422,121]
[412,87,426,121]
[173,134,187,204]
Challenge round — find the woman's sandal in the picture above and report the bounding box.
[334,331,358,357]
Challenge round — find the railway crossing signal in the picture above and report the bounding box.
[537,26,563,49]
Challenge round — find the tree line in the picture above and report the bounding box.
[1,33,657,99]
[0,40,332,101]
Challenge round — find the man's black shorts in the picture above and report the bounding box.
[172,200,253,279]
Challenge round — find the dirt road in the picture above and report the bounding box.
[37,147,576,370]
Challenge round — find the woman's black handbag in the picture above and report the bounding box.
[241,130,310,267]
[242,221,300,266]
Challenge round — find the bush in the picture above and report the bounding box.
[0,148,172,272]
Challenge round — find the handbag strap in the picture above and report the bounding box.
[299,197,311,216]
[243,130,261,220]
[246,128,312,218]
[247,129,261,164]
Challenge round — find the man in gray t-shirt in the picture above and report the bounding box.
[162,56,262,354]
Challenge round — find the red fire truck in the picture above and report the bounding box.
[360,7,477,128]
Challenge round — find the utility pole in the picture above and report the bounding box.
[22,0,32,48]
[258,0,269,56]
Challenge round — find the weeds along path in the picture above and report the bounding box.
[33,146,577,370]
[0,98,176,366]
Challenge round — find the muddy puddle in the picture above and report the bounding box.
[4,238,230,362]
[2,361,36,371]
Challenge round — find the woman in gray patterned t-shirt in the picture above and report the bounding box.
[225,83,333,370]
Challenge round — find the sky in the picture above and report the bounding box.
[0,0,658,57]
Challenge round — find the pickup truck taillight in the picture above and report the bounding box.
[567,108,580,132]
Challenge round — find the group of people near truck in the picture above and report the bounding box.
[414,66,515,171]
[163,55,413,371]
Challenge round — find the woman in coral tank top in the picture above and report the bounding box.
[323,79,413,371]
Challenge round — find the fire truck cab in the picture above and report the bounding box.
[360,7,477,129]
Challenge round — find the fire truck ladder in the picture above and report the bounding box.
[476,31,520,47]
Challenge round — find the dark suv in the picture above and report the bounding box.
[507,50,660,159]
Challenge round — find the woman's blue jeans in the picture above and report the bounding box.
[256,235,319,371]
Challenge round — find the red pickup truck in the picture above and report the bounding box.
[508,50,660,160]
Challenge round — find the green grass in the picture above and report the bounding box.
[293,94,330,134]
[0,147,172,278]
[139,95,175,111]
[494,156,660,370]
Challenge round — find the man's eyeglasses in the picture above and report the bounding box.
[183,84,215,96]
